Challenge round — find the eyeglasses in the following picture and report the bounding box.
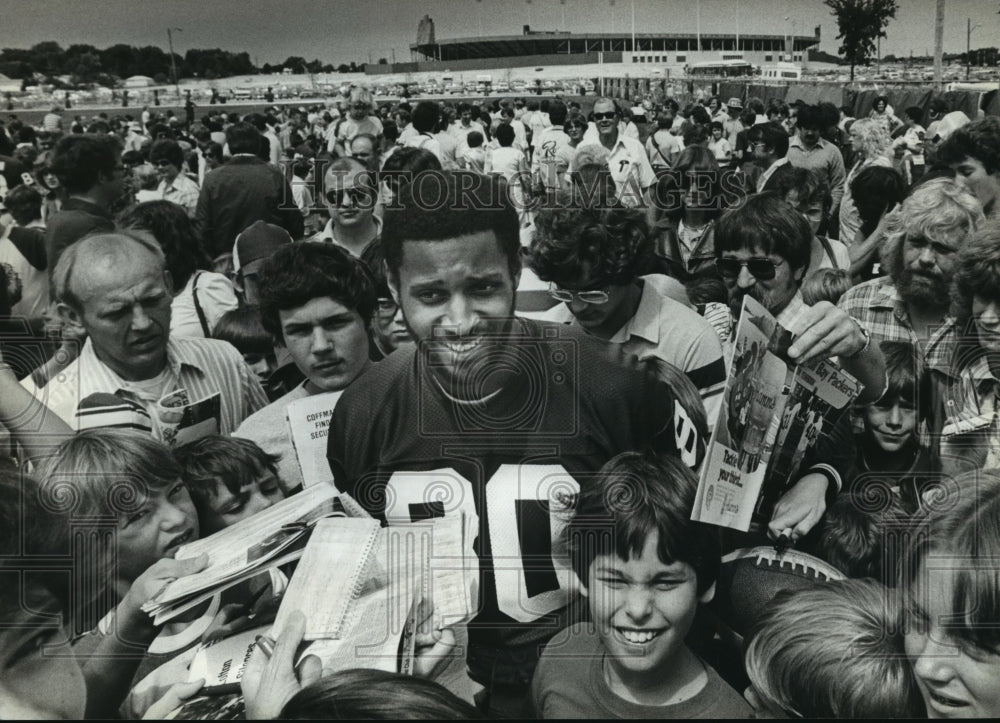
[548,285,610,305]
[325,186,374,207]
[715,257,785,281]
[350,103,369,111]
[375,297,398,317]
[593,112,617,121]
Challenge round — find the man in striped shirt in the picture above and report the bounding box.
[28,232,267,438]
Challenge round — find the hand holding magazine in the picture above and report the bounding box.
[693,296,862,532]
[142,484,346,624]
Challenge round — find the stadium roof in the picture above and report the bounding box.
[411,30,820,62]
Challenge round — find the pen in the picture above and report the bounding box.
[254,634,275,658]
[198,682,242,697]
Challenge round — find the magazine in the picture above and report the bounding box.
[143,484,343,623]
[693,297,862,531]
[158,388,222,447]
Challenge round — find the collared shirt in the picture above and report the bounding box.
[787,135,847,210]
[158,172,200,218]
[938,355,1000,473]
[27,335,268,438]
[534,278,726,427]
[838,277,958,379]
[608,280,727,427]
[570,134,656,208]
[756,157,790,193]
[775,290,812,336]
[308,215,382,256]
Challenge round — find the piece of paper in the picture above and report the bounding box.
[285,391,343,487]
[271,517,382,640]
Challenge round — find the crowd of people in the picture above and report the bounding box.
[1,82,1000,719]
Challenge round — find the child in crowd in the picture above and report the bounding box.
[707,121,732,164]
[460,130,486,173]
[854,341,937,512]
[812,492,909,582]
[743,578,924,717]
[212,306,278,389]
[35,429,211,717]
[173,435,284,535]
[531,451,750,718]
[360,239,413,360]
[801,267,852,306]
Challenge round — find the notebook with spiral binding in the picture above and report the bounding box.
[271,516,383,640]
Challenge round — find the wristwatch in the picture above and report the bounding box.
[844,319,871,359]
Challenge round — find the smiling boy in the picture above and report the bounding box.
[531,451,749,718]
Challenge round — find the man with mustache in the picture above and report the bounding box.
[715,193,887,542]
[839,178,984,404]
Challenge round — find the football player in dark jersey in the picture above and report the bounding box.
[328,171,702,716]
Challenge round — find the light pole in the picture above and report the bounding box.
[166,27,182,100]
[967,18,982,80]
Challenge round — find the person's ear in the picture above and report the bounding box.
[699,581,716,605]
[792,264,807,285]
[385,260,401,306]
[57,301,86,337]
[163,270,174,295]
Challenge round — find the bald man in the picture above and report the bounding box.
[29,232,267,438]
[309,157,381,257]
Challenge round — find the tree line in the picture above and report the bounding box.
[0,42,363,87]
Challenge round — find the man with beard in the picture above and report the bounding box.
[839,178,983,395]
[715,193,886,542]
[327,170,701,717]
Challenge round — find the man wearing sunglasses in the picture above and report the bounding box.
[570,97,655,209]
[715,193,886,544]
[310,157,380,257]
[529,204,727,427]
[327,170,702,717]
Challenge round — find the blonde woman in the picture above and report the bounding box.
[839,118,893,245]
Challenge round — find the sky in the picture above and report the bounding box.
[0,0,996,66]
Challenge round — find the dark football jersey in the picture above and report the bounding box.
[327,319,702,657]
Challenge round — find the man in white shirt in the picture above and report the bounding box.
[530,100,573,197]
[449,103,485,153]
[569,97,656,209]
[495,105,528,154]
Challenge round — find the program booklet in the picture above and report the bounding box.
[693,296,862,531]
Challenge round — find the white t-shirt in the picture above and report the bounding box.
[171,271,239,338]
